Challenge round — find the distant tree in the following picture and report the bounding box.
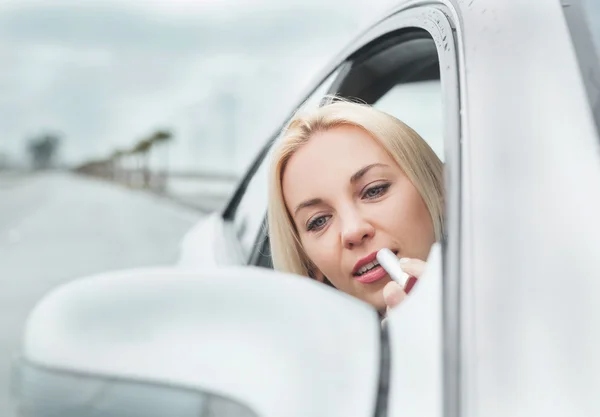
[132,138,153,187]
[151,129,172,144]
[109,149,126,181]
[123,147,140,186]
[114,128,174,189]
[110,149,125,160]
[73,157,111,178]
[27,132,62,170]
[149,129,173,190]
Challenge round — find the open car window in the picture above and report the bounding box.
[251,28,447,269]
[374,80,443,161]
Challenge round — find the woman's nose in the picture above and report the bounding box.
[341,214,375,249]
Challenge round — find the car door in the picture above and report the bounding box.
[457,1,600,417]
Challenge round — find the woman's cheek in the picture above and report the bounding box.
[307,237,341,284]
[370,193,405,223]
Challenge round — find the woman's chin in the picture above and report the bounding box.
[341,280,387,312]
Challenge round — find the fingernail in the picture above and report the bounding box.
[399,258,410,264]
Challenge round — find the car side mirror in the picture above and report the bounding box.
[12,266,382,417]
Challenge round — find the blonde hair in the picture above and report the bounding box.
[267,98,444,277]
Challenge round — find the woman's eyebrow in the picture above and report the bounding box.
[294,198,323,215]
[293,164,389,215]
[350,163,389,184]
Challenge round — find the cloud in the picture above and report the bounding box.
[0,0,396,166]
[0,1,359,54]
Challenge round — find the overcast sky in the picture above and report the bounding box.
[0,0,398,168]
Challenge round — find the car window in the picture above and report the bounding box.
[333,30,444,159]
[230,69,343,262]
[250,28,451,269]
[373,80,443,161]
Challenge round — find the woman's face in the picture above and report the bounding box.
[282,125,436,310]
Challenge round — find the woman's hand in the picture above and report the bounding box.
[382,258,427,316]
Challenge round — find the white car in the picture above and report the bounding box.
[12,1,600,416]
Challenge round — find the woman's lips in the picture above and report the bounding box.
[354,265,388,284]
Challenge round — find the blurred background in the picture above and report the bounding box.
[0,0,399,207]
[0,0,399,414]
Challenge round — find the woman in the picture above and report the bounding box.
[267,99,444,316]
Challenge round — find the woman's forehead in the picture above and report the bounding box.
[282,126,396,202]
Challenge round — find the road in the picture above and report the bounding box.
[0,171,201,415]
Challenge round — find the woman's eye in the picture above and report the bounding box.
[362,183,390,200]
[307,215,330,231]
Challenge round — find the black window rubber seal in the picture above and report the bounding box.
[374,322,391,417]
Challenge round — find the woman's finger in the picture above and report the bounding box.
[398,258,427,279]
[383,280,407,309]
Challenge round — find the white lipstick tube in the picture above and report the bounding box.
[376,248,410,287]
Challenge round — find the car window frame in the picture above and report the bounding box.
[222,134,275,222]
[561,0,600,138]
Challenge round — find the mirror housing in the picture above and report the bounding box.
[14,266,381,417]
